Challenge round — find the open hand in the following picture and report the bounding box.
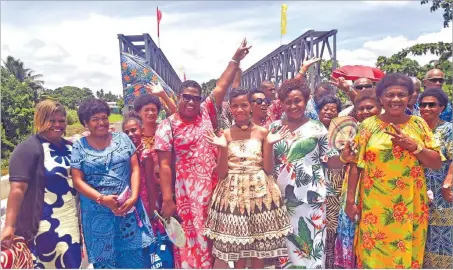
[267,125,290,145]
[442,186,453,203]
[384,123,418,152]
[204,130,228,148]
[232,38,252,61]
[330,75,351,93]
[145,82,165,97]
[299,57,321,74]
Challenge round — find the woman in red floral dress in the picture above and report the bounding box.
[154,39,252,268]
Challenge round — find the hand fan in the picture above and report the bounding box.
[154,211,186,248]
[328,116,358,151]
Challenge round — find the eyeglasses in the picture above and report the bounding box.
[428,78,444,84]
[354,84,373,90]
[419,102,438,108]
[252,98,271,105]
[181,94,202,103]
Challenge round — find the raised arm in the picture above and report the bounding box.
[145,83,177,116]
[232,68,242,89]
[212,38,251,107]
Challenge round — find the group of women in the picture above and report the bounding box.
[1,38,452,270]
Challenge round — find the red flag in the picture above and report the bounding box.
[157,7,162,38]
[183,72,187,81]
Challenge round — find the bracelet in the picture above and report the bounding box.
[339,155,347,164]
[230,59,239,64]
[95,194,104,204]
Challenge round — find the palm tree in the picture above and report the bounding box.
[2,56,44,104]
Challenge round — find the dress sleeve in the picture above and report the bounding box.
[201,94,220,129]
[416,117,445,161]
[70,140,85,170]
[154,120,173,152]
[8,139,39,183]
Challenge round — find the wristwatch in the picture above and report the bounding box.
[412,142,424,155]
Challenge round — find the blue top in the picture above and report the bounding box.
[70,132,155,263]
[305,96,320,120]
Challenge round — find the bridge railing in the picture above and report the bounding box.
[118,34,182,94]
[241,29,337,90]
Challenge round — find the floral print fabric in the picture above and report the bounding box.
[154,95,220,269]
[353,115,440,269]
[271,119,338,268]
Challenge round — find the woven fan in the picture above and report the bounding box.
[328,116,358,151]
[154,211,186,248]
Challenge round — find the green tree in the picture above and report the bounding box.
[1,67,35,159]
[45,86,95,109]
[421,0,452,27]
[96,89,105,100]
[103,91,119,102]
[2,55,44,104]
[320,59,340,82]
[117,97,125,112]
[201,79,217,97]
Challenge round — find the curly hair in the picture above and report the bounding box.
[133,93,162,113]
[318,96,342,112]
[419,87,449,112]
[375,73,414,98]
[277,77,310,102]
[179,80,202,95]
[229,87,250,102]
[77,98,110,126]
[247,88,266,101]
[354,88,381,108]
[122,110,143,129]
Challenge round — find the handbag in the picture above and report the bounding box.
[149,231,175,269]
[1,236,33,269]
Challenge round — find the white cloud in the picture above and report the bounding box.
[337,26,452,67]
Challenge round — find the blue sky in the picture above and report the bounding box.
[1,1,450,95]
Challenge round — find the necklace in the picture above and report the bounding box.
[235,121,252,131]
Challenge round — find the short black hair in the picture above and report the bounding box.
[354,88,381,108]
[247,88,266,102]
[122,110,142,130]
[375,73,414,98]
[77,98,111,126]
[179,80,202,95]
[229,87,249,102]
[419,87,449,112]
[315,82,338,96]
[133,93,162,113]
[278,77,310,102]
[318,96,342,112]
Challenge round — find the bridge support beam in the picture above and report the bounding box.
[118,34,182,94]
[241,29,337,90]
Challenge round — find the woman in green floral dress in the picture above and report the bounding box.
[270,78,345,268]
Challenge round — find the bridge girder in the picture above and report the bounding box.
[118,33,182,93]
[241,29,337,90]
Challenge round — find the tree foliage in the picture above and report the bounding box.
[41,86,95,110]
[1,67,35,159]
[201,79,218,97]
[421,0,452,28]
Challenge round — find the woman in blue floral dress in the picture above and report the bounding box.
[71,98,155,268]
[419,88,453,269]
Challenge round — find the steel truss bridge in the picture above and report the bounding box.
[118,33,182,93]
[241,29,337,89]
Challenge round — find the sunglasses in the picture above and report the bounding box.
[428,78,444,84]
[252,98,271,105]
[181,94,202,103]
[354,84,373,90]
[419,102,438,108]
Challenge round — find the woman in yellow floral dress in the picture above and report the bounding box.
[344,73,443,269]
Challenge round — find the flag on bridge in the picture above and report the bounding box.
[281,4,287,36]
[184,72,187,81]
[157,7,162,47]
